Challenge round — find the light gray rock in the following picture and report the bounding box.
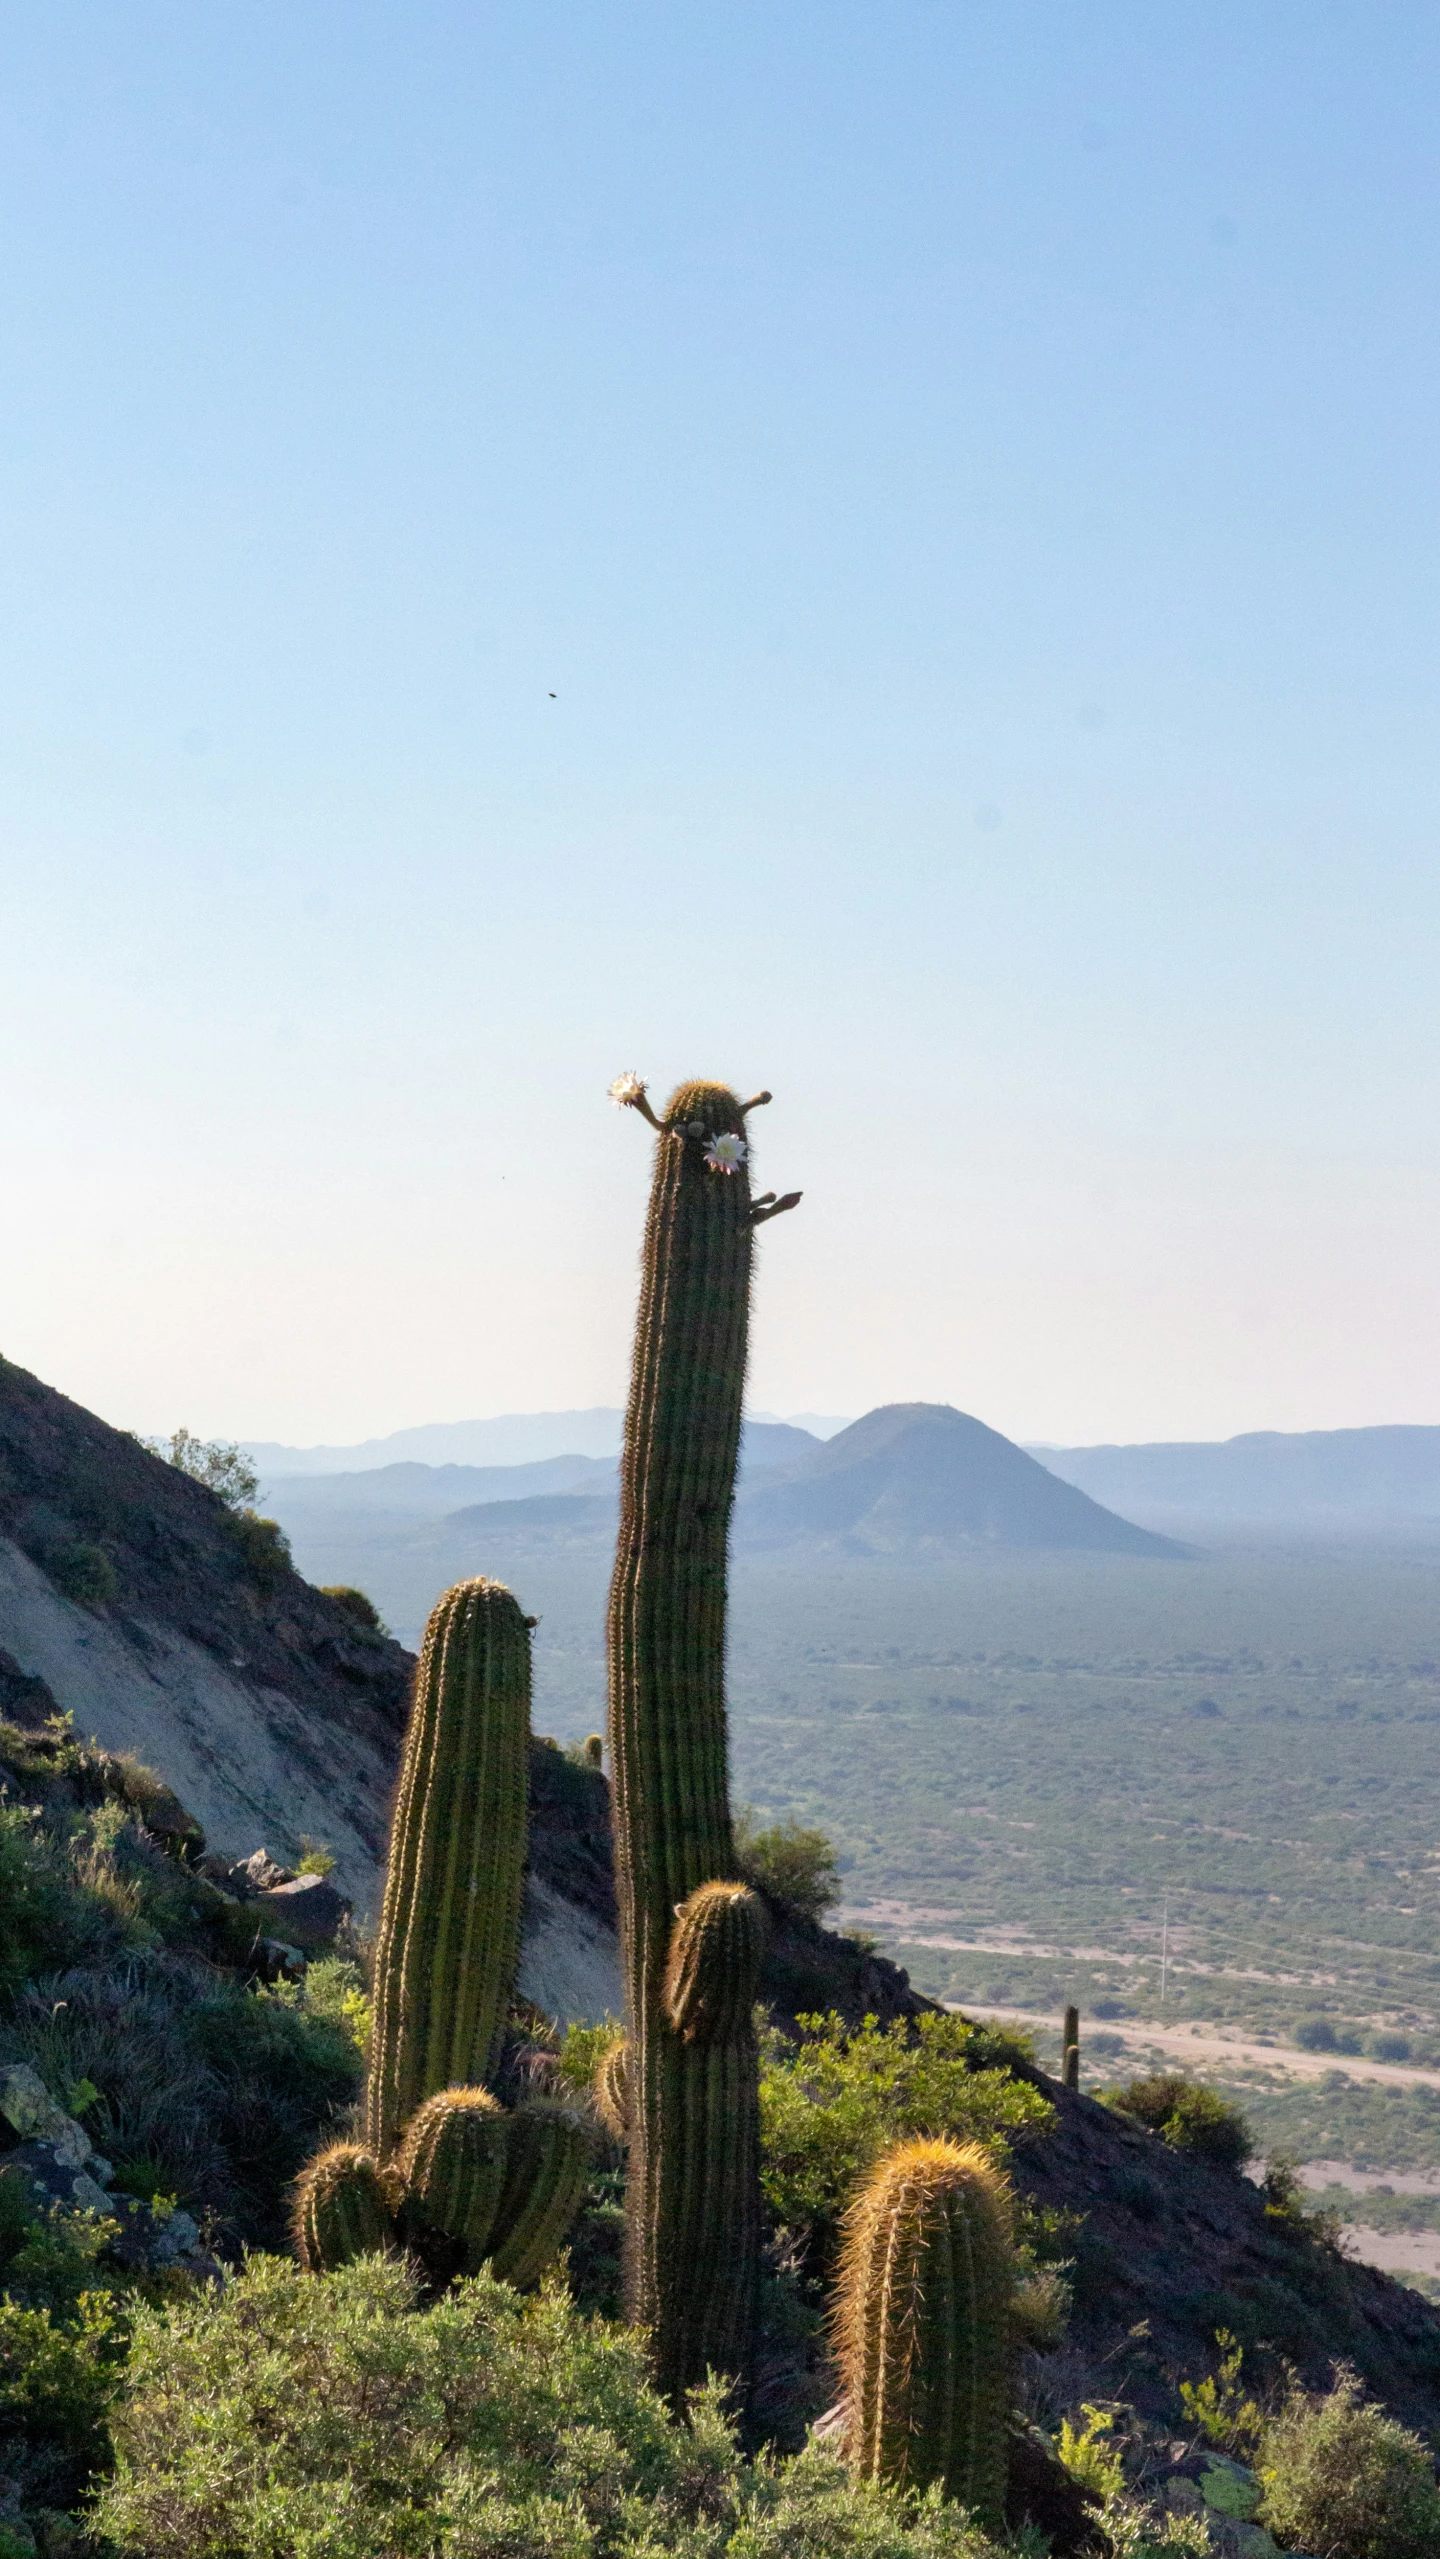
[0,2063,93,2168]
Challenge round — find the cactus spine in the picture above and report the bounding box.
[396,2086,510,2271]
[594,2040,630,2143]
[1062,2004,1080,2092]
[835,2138,1014,2526]
[364,1577,532,2160]
[606,1074,799,2405]
[292,2142,395,2271]
[487,2100,591,2288]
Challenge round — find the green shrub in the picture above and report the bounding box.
[95,2252,1004,2559]
[0,2174,128,2518]
[229,1511,292,1592]
[1107,2073,1252,2170]
[1258,2369,1440,2558]
[140,1429,258,1511]
[45,1544,117,1608]
[759,2010,1050,2267]
[319,1587,389,1637]
[736,1809,842,1922]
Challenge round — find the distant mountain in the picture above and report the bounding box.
[245,1409,626,1476]
[1034,1424,1440,1530]
[737,1405,1184,1557]
[247,1409,831,1479]
[260,1420,817,1532]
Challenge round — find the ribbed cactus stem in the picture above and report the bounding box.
[292,2142,395,2271]
[487,2100,591,2289]
[664,1882,768,2044]
[364,1577,532,2159]
[396,2086,509,2272]
[835,2138,1015,2526]
[593,2040,630,2143]
[607,1076,797,2405]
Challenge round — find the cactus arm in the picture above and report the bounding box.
[292,2143,394,2271]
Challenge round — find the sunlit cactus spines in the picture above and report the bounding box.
[834,2137,1014,2526]
[487,2099,591,2289]
[663,1881,769,2044]
[364,1577,532,2160]
[396,2086,509,2272]
[594,2039,630,2142]
[606,1071,800,2406]
[292,2141,395,2272]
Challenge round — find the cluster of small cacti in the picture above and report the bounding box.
[293,1573,588,2293]
[293,2086,589,2283]
[291,1068,1026,2516]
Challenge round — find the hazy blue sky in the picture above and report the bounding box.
[4,5,1439,1447]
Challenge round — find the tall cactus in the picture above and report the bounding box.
[606,1071,800,2406]
[364,1577,533,2160]
[834,2137,1014,2526]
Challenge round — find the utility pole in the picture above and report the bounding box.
[1160,1895,1170,2011]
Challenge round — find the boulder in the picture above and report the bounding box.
[254,1872,350,1948]
[0,2063,93,2169]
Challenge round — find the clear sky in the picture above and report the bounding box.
[3,4,1439,1449]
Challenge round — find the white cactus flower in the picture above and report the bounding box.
[608,1071,647,1109]
[704,1131,748,1175]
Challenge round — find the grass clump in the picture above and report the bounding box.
[1258,2368,1440,2558]
[95,2251,1005,2559]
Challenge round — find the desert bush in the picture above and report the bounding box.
[141,1429,258,1511]
[95,2251,1003,2559]
[45,1542,117,1608]
[759,2010,1050,2267]
[1106,2073,1252,2171]
[228,1510,292,1591]
[736,1808,842,1922]
[319,1586,389,1637]
[0,2170,128,2516]
[1258,2368,1440,2558]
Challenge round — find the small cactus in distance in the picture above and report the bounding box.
[365,1577,533,2160]
[582,1733,604,1768]
[396,2086,509,2272]
[1062,2004,1080,2092]
[292,2142,395,2271]
[834,2137,1014,2527]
